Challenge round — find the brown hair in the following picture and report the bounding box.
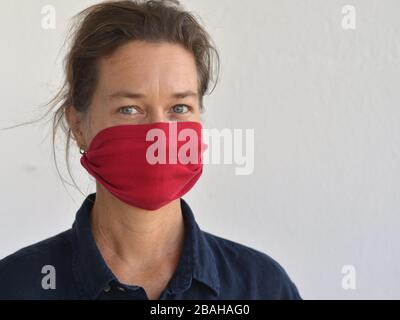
[1,0,220,199]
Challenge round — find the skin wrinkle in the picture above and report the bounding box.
[91,196,184,269]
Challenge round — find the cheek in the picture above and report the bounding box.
[186,111,202,122]
[85,108,112,135]
[84,120,108,148]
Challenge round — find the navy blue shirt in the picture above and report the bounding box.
[0,193,301,300]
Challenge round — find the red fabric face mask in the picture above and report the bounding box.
[80,121,207,211]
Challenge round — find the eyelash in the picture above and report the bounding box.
[118,105,193,115]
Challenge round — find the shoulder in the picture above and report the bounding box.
[0,229,74,299]
[203,231,302,299]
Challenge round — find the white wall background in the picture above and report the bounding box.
[1,0,399,299]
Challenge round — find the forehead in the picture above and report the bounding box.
[96,41,198,92]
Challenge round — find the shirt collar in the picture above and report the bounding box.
[71,193,220,299]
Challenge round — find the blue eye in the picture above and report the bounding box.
[119,106,140,115]
[171,105,190,114]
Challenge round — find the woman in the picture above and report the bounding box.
[0,0,301,300]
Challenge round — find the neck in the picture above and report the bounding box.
[90,184,185,269]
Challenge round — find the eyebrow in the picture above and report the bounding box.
[108,90,198,100]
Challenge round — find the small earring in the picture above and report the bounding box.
[80,148,85,155]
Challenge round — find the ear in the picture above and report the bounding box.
[65,105,86,149]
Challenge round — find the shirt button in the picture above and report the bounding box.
[103,284,111,292]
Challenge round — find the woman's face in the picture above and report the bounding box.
[68,40,202,150]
